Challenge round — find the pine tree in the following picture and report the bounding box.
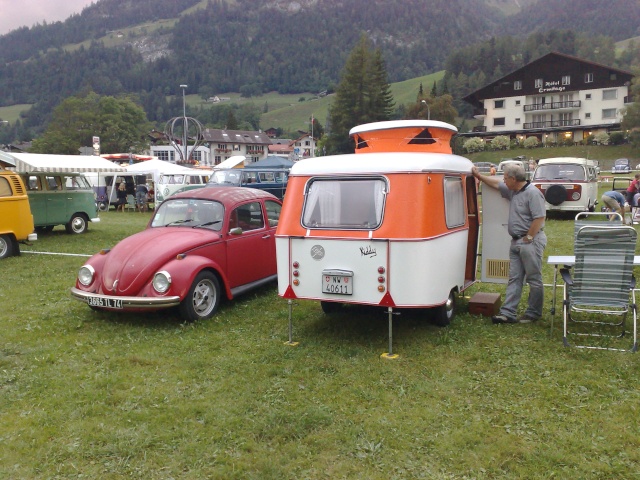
[325,35,395,154]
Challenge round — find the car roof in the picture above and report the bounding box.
[170,186,279,205]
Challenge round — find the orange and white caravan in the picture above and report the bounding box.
[275,120,480,357]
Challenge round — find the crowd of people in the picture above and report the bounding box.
[115,181,154,212]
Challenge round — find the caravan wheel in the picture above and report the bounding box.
[431,290,456,327]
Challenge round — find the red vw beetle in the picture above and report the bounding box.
[71,187,282,321]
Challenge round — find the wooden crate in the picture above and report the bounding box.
[468,292,501,317]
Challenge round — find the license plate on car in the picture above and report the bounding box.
[87,296,123,309]
[322,270,353,295]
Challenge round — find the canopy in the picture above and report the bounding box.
[244,155,294,169]
[213,155,246,170]
[125,159,195,184]
[0,152,126,173]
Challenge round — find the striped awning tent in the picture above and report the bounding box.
[0,152,126,173]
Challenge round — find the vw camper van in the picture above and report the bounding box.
[21,172,99,234]
[207,168,289,199]
[0,167,37,258]
[531,157,599,212]
[155,170,212,203]
[275,120,479,356]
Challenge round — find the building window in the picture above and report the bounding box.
[515,118,521,124]
[535,78,543,88]
[157,150,171,161]
[602,108,617,119]
[585,113,591,119]
[514,80,522,90]
[602,89,617,101]
[586,93,592,100]
[214,156,221,164]
[515,100,521,106]
[585,73,594,83]
[493,117,506,126]
[494,99,505,109]
[191,150,202,162]
[562,75,570,85]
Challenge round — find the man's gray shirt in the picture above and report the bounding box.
[498,181,546,237]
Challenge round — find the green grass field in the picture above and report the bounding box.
[1,183,639,478]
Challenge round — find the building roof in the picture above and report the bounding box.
[202,128,272,146]
[463,51,634,109]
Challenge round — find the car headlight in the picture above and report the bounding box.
[153,271,172,293]
[78,265,95,286]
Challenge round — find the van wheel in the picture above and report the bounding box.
[98,202,108,212]
[431,290,456,327]
[66,214,88,234]
[179,271,221,322]
[321,301,343,314]
[0,235,14,259]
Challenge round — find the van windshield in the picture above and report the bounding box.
[302,178,387,229]
[533,164,586,181]
[159,174,185,185]
[208,170,242,186]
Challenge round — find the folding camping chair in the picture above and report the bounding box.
[560,225,637,352]
[573,211,622,239]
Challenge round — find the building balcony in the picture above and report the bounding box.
[473,109,487,119]
[523,100,581,112]
[522,119,581,129]
[472,126,487,132]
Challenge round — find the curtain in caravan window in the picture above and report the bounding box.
[444,177,465,228]
[302,178,386,229]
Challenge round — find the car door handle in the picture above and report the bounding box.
[262,234,271,239]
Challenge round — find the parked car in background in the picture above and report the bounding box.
[474,162,497,174]
[612,158,631,174]
[21,172,99,234]
[71,187,282,321]
[155,170,213,203]
[207,168,289,199]
[0,167,37,258]
[531,157,599,212]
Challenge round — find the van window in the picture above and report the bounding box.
[45,175,62,190]
[444,177,465,228]
[0,177,11,196]
[302,178,387,229]
[533,164,586,182]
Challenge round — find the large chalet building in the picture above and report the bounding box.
[460,52,634,144]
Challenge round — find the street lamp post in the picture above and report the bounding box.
[421,100,431,120]
[180,84,188,162]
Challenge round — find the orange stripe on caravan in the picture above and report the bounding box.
[276,174,465,239]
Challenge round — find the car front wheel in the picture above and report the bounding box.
[0,234,15,259]
[179,271,221,321]
[66,214,88,234]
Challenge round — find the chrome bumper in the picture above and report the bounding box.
[70,287,181,309]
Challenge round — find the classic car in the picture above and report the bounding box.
[474,162,497,174]
[71,187,282,321]
[612,158,631,174]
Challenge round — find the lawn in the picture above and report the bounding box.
[1,194,639,479]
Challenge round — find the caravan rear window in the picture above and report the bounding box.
[302,177,387,229]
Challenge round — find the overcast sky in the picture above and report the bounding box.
[0,0,95,35]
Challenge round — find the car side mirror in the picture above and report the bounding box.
[229,227,243,235]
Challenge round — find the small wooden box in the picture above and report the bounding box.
[468,292,501,317]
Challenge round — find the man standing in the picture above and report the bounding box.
[472,163,547,324]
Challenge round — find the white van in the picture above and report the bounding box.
[531,157,599,212]
[155,171,212,203]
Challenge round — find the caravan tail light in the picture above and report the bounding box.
[377,266,386,292]
[292,261,300,286]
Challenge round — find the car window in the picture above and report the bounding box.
[26,175,41,191]
[230,202,264,231]
[534,164,586,181]
[45,175,62,191]
[0,177,11,197]
[151,199,224,230]
[265,200,282,227]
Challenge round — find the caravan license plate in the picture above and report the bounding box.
[323,274,353,295]
[87,296,123,309]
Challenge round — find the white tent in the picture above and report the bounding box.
[125,159,195,185]
[213,155,246,170]
[0,152,126,173]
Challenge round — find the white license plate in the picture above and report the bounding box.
[322,274,353,295]
[87,296,123,309]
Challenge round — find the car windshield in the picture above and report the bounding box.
[533,164,586,181]
[151,198,224,230]
[208,170,242,186]
[615,159,629,166]
[159,174,185,185]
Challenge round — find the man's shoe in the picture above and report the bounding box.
[492,314,518,324]
[518,315,539,323]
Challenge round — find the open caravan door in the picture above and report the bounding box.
[479,184,511,284]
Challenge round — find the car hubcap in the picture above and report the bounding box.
[193,279,216,317]
[0,238,7,257]
[72,218,85,232]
